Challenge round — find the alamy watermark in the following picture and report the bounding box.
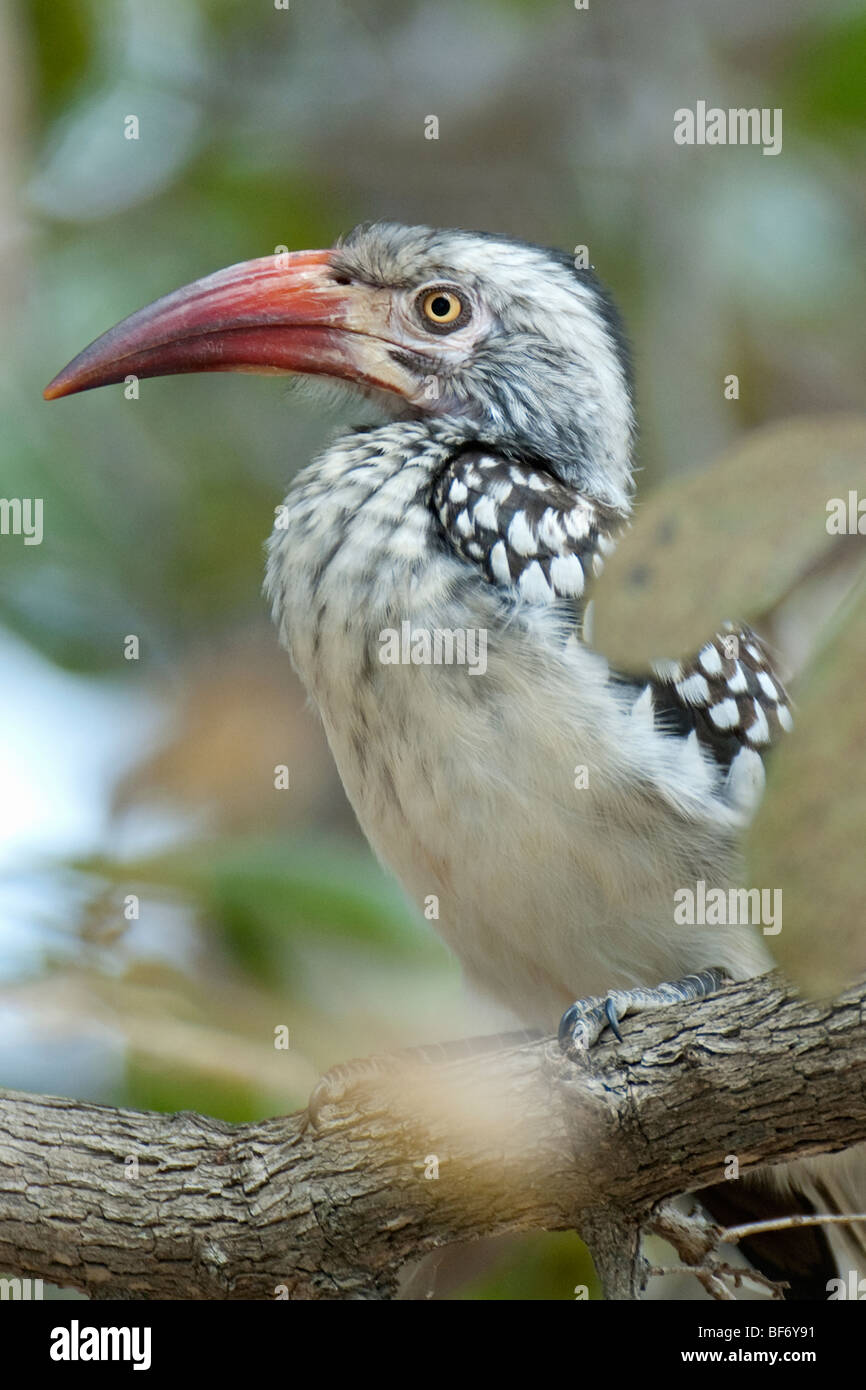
[0,497,43,545]
[674,102,782,157]
[827,1270,866,1300]
[826,491,866,535]
[50,1320,151,1370]
[0,1276,43,1299]
[379,621,487,675]
[674,880,782,935]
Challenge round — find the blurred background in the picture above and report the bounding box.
[0,0,864,1299]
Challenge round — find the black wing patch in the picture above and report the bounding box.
[433,450,623,613]
[621,625,793,777]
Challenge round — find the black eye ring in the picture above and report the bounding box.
[415,285,472,334]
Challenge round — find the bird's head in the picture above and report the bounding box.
[44,221,634,509]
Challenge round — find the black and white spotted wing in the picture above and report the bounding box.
[433,449,623,613]
[432,450,792,788]
[645,626,792,764]
[617,625,793,799]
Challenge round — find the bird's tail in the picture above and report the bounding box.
[782,1148,866,1292]
[700,1145,866,1300]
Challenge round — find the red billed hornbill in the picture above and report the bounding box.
[45,221,865,1298]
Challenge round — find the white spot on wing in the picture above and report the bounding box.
[549,553,585,596]
[699,644,723,677]
[653,659,683,683]
[746,702,770,745]
[490,540,511,586]
[727,663,748,694]
[676,673,711,706]
[488,479,513,504]
[472,495,499,530]
[507,510,538,556]
[563,505,591,541]
[757,671,779,701]
[709,698,741,730]
[518,560,554,602]
[537,508,566,551]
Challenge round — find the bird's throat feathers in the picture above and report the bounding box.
[265,417,619,698]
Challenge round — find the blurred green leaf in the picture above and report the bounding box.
[75,835,442,965]
[750,575,866,996]
[27,0,97,126]
[457,1231,599,1301]
[593,415,866,670]
[124,1055,264,1124]
[785,14,866,136]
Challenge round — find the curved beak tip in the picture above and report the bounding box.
[43,376,71,402]
[40,248,414,405]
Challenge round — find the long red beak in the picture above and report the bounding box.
[44,249,414,402]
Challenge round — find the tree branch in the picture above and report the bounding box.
[0,973,864,1299]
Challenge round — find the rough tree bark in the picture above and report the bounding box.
[0,973,864,1300]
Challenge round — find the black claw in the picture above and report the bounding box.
[558,1003,579,1048]
[604,997,623,1042]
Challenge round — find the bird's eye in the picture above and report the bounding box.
[417,286,469,332]
[423,291,461,323]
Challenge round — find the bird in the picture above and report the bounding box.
[44,220,865,1299]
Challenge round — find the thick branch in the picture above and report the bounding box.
[0,973,864,1299]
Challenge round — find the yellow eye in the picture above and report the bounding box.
[420,289,464,326]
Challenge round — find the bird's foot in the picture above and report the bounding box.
[558,967,729,1057]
